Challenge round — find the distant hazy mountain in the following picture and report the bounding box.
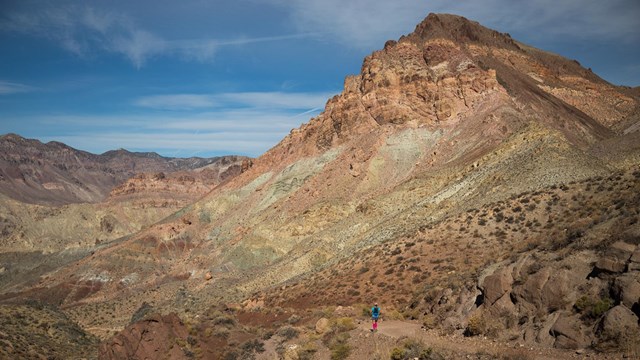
[0,133,248,205]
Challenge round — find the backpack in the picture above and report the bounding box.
[372,306,380,316]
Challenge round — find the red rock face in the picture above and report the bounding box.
[99,313,190,360]
[254,14,635,177]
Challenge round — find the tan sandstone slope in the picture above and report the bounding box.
[2,13,639,358]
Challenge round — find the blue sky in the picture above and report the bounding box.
[1,0,638,158]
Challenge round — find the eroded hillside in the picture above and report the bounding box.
[1,13,639,359]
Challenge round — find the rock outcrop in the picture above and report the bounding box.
[462,241,640,350]
[99,313,190,360]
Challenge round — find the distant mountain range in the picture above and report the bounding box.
[0,133,248,205]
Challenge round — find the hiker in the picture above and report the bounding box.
[371,302,381,331]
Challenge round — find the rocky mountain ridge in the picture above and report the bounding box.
[0,133,245,205]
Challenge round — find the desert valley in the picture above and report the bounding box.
[1,12,639,360]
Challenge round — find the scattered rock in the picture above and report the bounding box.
[612,273,640,309]
[550,315,589,349]
[629,247,640,271]
[334,305,355,317]
[205,272,212,281]
[284,344,299,360]
[481,267,513,305]
[315,318,330,334]
[595,241,636,273]
[597,305,639,339]
[99,313,189,360]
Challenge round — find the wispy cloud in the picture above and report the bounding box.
[134,95,218,110]
[42,132,281,157]
[431,0,640,43]
[269,0,640,48]
[134,91,334,111]
[30,106,324,156]
[18,88,335,156]
[0,81,35,95]
[0,4,314,68]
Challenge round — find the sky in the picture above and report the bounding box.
[1,0,639,158]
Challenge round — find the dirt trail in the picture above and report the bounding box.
[355,320,605,360]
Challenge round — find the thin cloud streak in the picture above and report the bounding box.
[0,81,35,95]
[271,0,640,48]
[134,91,335,111]
[41,131,285,156]
[134,95,218,110]
[17,104,325,156]
[1,5,315,68]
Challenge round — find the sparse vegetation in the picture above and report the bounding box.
[277,325,300,340]
[390,338,435,360]
[574,295,613,319]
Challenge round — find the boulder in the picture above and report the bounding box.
[595,257,627,273]
[612,273,640,309]
[334,306,356,317]
[540,269,574,312]
[597,305,639,338]
[481,267,513,305]
[513,267,552,310]
[99,313,189,360]
[595,241,636,273]
[536,312,560,348]
[629,247,640,271]
[284,345,299,360]
[550,315,590,349]
[315,318,330,334]
[595,305,640,351]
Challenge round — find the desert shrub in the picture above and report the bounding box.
[465,313,487,336]
[422,314,438,329]
[213,328,230,339]
[329,333,351,360]
[298,342,318,360]
[277,326,299,340]
[385,309,404,321]
[212,314,235,327]
[261,329,274,340]
[287,314,301,324]
[331,343,350,360]
[222,350,238,360]
[596,323,640,355]
[390,339,434,360]
[333,317,356,332]
[390,347,405,360]
[240,339,265,354]
[574,295,613,319]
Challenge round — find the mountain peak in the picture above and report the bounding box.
[405,13,519,50]
[1,133,30,143]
